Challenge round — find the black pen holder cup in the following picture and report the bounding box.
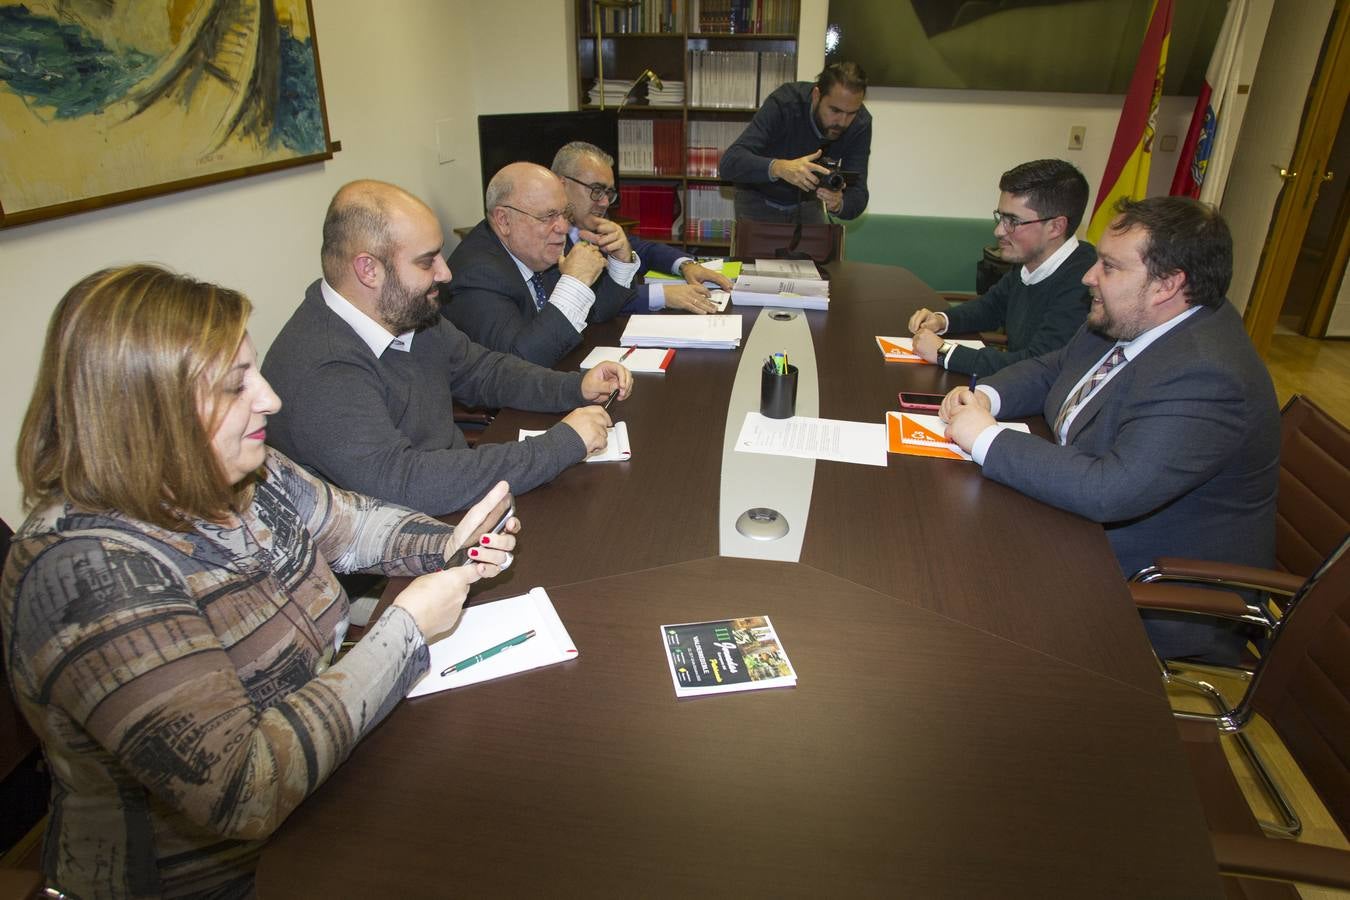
[760,364,799,419]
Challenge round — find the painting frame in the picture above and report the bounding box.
[0,0,340,229]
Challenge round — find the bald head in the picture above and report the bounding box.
[321,179,432,290]
[485,163,571,272]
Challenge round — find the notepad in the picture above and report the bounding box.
[621,314,742,349]
[886,411,1030,461]
[520,421,631,462]
[579,346,674,373]
[643,258,742,283]
[876,335,984,364]
[407,587,577,697]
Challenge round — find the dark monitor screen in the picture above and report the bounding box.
[477,110,619,194]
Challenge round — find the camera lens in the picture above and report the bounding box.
[824,172,846,191]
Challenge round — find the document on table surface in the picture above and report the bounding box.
[751,258,820,279]
[734,412,887,467]
[579,346,674,373]
[875,335,984,364]
[621,314,742,349]
[733,274,829,297]
[708,289,730,312]
[520,421,631,462]
[886,411,1030,461]
[644,258,743,283]
[407,587,577,697]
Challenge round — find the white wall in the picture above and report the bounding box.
[0,0,484,525]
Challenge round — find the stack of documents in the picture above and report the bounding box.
[731,273,829,310]
[588,79,633,105]
[648,80,685,105]
[621,314,742,349]
[876,335,984,364]
[580,346,674,374]
[734,412,887,467]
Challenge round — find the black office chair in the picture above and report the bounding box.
[1129,535,1350,896]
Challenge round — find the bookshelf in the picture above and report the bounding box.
[575,0,801,251]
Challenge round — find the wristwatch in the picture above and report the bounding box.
[678,259,698,279]
[936,340,955,365]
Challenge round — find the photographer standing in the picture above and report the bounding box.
[721,61,872,224]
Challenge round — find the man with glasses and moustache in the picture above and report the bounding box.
[907,159,1095,376]
[444,162,635,367]
[262,179,631,516]
[551,141,734,315]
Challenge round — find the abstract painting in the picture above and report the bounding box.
[0,0,336,226]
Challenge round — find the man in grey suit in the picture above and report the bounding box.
[942,196,1280,662]
[262,180,631,517]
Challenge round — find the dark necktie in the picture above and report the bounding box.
[530,273,548,310]
[1053,346,1126,441]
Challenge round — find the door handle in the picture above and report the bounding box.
[1274,165,1297,180]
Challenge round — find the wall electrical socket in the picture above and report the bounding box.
[1068,125,1086,151]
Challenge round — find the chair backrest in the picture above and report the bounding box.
[1275,395,1350,576]
[1244,532,1350,837]
[730,219,845,265]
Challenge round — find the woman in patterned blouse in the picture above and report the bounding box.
[2,265,519,899]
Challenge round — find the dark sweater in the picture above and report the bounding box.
[720,81,871,220]
[262,281,589,516]
[942,240,1096,377]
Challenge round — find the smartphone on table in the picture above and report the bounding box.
[898,392,945,412]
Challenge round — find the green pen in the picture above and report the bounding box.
[441,629,536,676]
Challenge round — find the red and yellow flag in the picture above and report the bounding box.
[1086,0,1174,243]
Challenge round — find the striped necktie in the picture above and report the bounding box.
[1053,346,1126,440]
[530,273,549,310]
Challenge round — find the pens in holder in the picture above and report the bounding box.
[441,629,536,676]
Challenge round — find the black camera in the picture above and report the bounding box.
[819,156,848,191]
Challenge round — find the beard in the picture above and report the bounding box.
[378,267,442,333]
[1086,295,1149,343]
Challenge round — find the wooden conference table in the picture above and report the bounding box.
[258,262,1222,897]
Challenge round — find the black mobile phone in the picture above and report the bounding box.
[898,392,944,411]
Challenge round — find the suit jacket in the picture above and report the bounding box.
[445,219,635,366]
[623,235,689,314]
[979,302,1280,577]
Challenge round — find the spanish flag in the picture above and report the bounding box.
[1085,0,1175,243]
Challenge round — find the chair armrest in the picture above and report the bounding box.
[1128,583,1253,620]
[1131,557,1303,596]
[1211,832,1350,890]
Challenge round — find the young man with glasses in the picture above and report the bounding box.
[551,141,733,315]
[907,159,1095,376]
[445,162,636,367]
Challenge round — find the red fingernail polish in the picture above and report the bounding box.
[480,535,490,544]
[469,549,479,558]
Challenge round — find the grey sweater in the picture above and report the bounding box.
[262,280,588,516]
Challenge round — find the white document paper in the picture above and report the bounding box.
[733,274,829,297]
[621,314,742,349]
[752,258,820,279]
[708,289,730,312]
[520,421,631,462]
[734,413,887,467]
[407,587,578,697]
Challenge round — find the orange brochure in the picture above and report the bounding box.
[876,335,924,364]
[886,411,969,460]
[875,335,986,364]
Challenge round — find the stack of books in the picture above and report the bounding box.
[686,120,746,176]
[616,183,679,239]
[619,118,684,175]
[648,80,685,106]
[587,79,633,106]
[730,259,830,310]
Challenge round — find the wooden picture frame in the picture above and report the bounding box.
[0,0,340,228]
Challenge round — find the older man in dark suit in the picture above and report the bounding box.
[942,196,1280,663]
[444,162,635,367]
